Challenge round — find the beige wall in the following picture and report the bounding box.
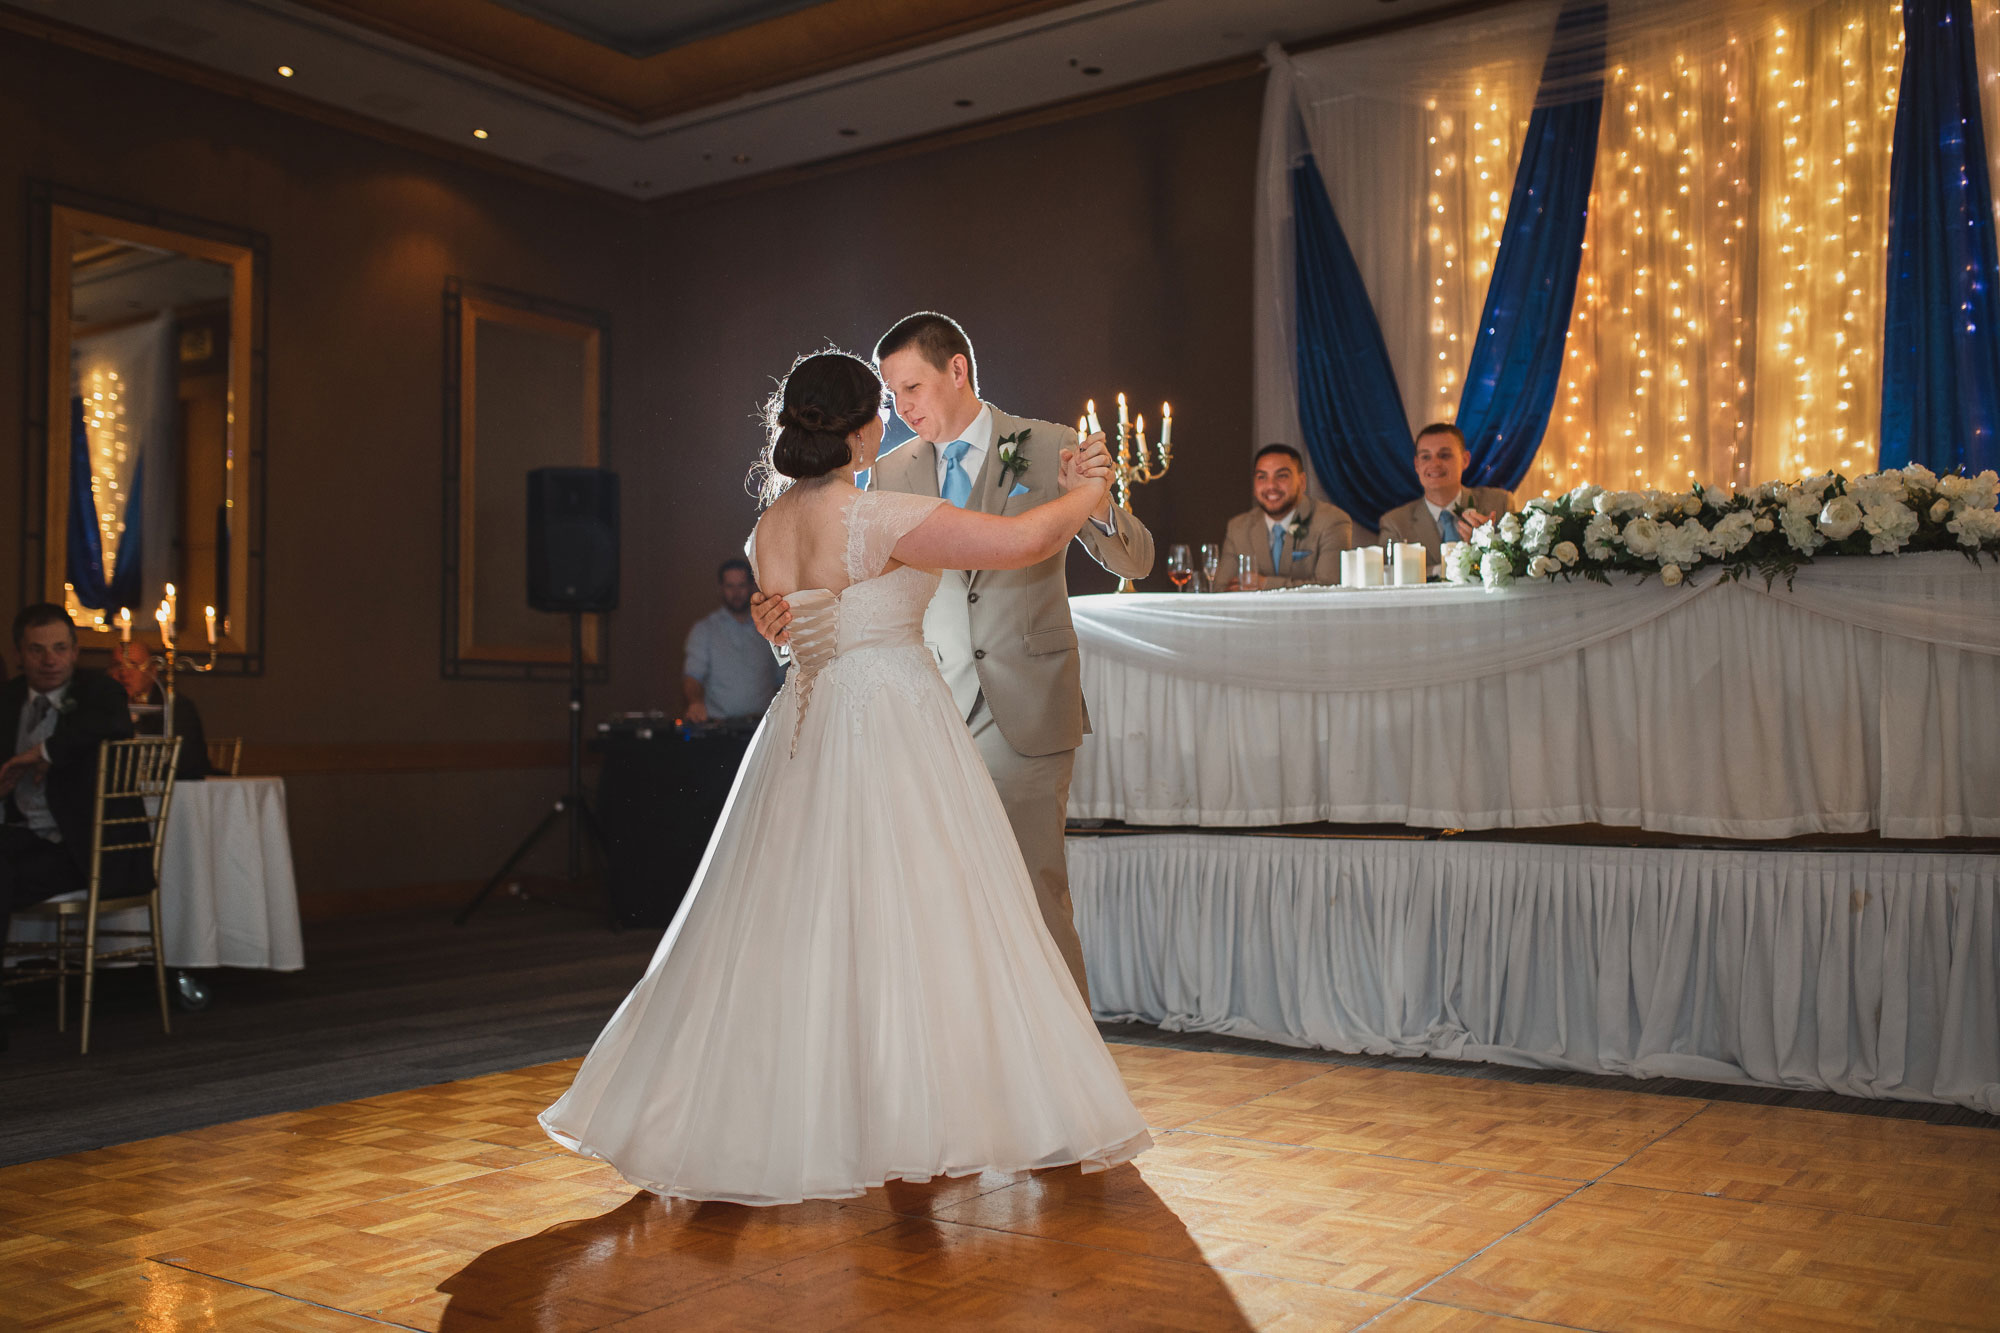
[0,26,1263,900]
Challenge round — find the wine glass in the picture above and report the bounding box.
[1199,543,1221,593]
[1166,544,1193,592]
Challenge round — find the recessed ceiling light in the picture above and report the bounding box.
[1081,66,1103,76]
[954,98,973,108]
[276,65,294,77]
[473,128,489,139]
[838,128,859,137]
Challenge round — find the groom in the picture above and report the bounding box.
[753,312,1154,998]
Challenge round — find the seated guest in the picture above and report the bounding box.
[683,558,785,724]
[1377,422,1513,569]
[1219,444,1353,589]
[108,641,211,780]
[0,605,140,1045]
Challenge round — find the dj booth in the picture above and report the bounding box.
[592,716,757,929]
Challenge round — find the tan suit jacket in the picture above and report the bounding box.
[1378,486,1514,568]
[1217,491,1353,588]
[870,404,1154,757]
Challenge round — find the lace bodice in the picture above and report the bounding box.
[748,489,947,750]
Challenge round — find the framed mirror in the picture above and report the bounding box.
[442,279,610,681]
[23,184,266,673]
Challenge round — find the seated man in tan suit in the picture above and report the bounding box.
[1377,422,1513,570]
[1218,445,1352,589]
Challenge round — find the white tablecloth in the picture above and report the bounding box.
[1072,833,2000,1113]
[1069,553,2000,838]
[8,777,304,971]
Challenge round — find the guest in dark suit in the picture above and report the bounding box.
[1,604,140,1040]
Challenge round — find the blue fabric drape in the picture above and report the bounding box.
[1879,0,2000,474]
[64,394,143,613]
[1457,2,1606,490]
[1291,153,1419,524]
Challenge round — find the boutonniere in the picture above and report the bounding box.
[1288,512,1311,543]
[995,429,1031,489]
[56,694,78,716]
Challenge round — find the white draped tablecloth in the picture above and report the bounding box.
[1071,833,2000,1112]
[1069,552,2000,838]
[8,776,304,971]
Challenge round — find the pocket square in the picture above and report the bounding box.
[1009,482,1030,498]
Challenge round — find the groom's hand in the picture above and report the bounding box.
[749,591,792,648]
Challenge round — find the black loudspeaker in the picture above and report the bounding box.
[527,467,620,612]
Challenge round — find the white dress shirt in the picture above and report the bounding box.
[1423,491,1469,529]
[1263,507,1298,536]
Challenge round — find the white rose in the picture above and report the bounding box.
[1552,540,1580,566]
[1498,512,1523,542]
[1818,496,1863,540]
[1441,540,1477,583]
[1622,516,1661,558]
[1593,492,1619,516]
[1931,498,1952,522]
[1527,555,1559,578]
[1479,551,1515,590]
[1661,563,1684,587]
[1754,516,1775,533]
[1947,506,2000,547]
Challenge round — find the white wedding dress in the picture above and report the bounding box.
[541,487,1150,1205]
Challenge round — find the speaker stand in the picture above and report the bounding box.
[457,611,610,927]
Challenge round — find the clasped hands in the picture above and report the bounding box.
[0,747,48,799]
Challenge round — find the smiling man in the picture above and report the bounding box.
[1377,422,1513,570]
[1217,444,1352,589]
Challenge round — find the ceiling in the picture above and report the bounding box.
[483,0,833,58]
[4,0,1475,200]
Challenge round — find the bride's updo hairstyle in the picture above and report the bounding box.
[751,350,882,505]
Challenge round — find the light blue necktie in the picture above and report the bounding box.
[1437,508,1461,542]
[941,439,972,508]
[1268,523,1285,574]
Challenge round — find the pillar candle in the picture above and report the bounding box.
[1340,549,1359,587]
[1392,543,1426,586]
[1361,547,1385,587]
[205,605,217,645]
[119,608,131,642]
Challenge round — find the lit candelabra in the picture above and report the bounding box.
[118,585,219,739]
[1079,392,1173,593]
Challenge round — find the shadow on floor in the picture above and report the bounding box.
[435,1167,1253,1331]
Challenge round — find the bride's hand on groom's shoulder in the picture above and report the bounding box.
[750,591,792,647]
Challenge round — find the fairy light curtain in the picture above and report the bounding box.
[1257,0,1915,512]
[67,314,173,612]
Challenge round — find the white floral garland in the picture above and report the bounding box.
[1440,465,2000,591]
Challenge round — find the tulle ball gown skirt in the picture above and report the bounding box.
[541,645,1150,1205]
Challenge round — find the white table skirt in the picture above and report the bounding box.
[1068,553,2000,838]
[8,777,305,971]
[1071,833,2000,1113]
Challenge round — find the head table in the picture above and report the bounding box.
[1068,551,2000,839]
[8,776,304,971]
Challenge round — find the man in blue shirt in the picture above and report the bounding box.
[683,559,784,723]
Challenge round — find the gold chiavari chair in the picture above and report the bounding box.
[5,736,181,1054]
[207,736,243,776]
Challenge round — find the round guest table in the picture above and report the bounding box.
[8,776,304,971]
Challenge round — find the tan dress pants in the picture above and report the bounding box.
[966,697,1088,1002]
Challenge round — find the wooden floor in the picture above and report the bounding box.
[6,1044,2000,1331]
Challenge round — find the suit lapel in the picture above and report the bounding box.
[1,677,25,748]
[970,404,1010,517]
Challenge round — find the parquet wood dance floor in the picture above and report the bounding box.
[5,1043,1998,1331]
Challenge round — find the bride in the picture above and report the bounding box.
[541,350,1150,1205]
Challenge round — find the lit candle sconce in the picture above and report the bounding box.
[1080,390,1176,592]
